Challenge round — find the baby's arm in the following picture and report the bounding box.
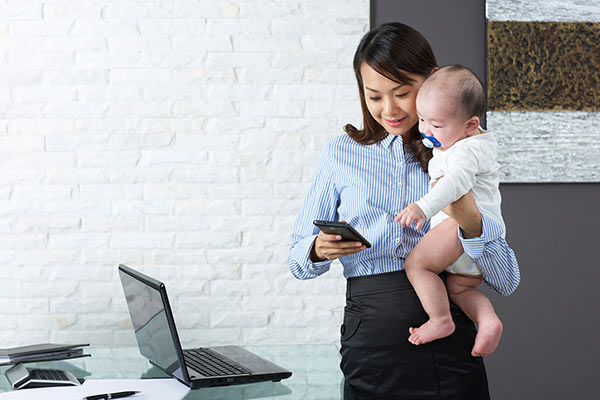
[396,148,478,229]
[417,147,479,218]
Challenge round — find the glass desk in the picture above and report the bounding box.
[0,345,345,400]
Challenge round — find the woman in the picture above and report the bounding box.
[288,23,520,399]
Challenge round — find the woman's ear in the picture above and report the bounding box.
[465,116,480,136]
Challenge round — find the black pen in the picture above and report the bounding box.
[83,390,141,400]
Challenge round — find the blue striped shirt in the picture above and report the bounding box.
[289,133,520,296]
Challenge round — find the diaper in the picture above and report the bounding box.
[445,252,481,276]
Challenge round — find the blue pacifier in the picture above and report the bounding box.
[420,132,442,148]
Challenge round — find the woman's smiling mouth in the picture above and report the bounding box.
[384,117,406,127]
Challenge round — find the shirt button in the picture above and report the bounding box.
[393,257,398,262]
[397,182,402,187]
[395,238,400,243]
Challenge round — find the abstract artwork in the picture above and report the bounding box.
[486,1,600,182]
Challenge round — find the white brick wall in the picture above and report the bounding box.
[0,0,368,347]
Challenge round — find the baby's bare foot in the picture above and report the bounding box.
[471,317,503,357]
[408,318,455,345]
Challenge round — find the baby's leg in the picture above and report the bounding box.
[405,218,463,345]
[446,273,503,357]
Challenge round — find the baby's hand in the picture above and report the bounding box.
[394,203,427,230]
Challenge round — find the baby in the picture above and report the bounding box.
[396,65,504,357]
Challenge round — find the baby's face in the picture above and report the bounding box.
[416,91,469,150]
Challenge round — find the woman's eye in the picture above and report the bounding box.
[396,93,408,98]
[369,97,381,101]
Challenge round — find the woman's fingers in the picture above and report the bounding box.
[315,231,365,260]
[319,232,343,242]
[322,245,366,260]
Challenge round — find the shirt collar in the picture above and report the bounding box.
[379,133,418,163]
[379,133,400,149]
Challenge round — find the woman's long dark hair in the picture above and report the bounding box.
[344,23,437,171]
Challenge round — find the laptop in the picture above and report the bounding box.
[118,264,292,388]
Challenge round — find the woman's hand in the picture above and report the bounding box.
[310,230,366,262]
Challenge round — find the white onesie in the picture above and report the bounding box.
[416,131,505,275]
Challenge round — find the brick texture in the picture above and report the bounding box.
[0,0,368,347]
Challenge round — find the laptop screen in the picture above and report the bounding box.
[119,266,188,381]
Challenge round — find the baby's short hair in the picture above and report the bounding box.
[423,64,485,119]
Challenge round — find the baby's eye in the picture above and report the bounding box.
[433,125,441,128]
[369,97,381,101]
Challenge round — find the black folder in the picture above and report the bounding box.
[0,343,90,366]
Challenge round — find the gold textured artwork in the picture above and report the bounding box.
[487,21,600,111]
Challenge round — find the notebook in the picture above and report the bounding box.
[118,264,292,388]
[0,343,89,366]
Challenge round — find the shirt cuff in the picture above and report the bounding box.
[458,213,504,260]
[293,235,332,276]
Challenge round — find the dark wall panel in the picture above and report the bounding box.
[482,183,600,399]
[372,1,599,398]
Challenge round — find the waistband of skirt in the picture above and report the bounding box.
[346,270,414,297]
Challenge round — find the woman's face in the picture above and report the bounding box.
[360,62,426,137]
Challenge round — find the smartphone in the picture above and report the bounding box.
[313,220,371,248]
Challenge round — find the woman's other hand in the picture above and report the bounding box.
[310,230,366,262]
[443,190,482,239]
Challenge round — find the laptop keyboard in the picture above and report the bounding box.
[184,348,252,377]
[29,368,70,381]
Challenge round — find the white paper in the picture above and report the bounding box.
[0,378,190,400]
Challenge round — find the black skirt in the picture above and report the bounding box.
[340,270,490,400]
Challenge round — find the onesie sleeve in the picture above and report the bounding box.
[416,145,479,218]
